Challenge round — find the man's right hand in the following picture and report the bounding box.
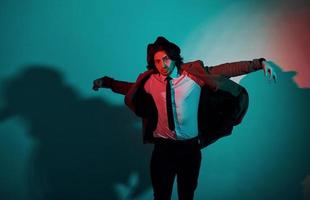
[92,76,114,91]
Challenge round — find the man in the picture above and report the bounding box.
[92,36,276,200]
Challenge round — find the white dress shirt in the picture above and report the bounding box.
[144,67,201,140]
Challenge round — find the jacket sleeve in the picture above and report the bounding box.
[110,79,134,95]
[206,58,265,78]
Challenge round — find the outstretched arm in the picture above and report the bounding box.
[92,76,134,95]
[206,58,277,82]
[206,58,265,78]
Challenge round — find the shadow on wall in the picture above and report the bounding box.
[0,65,152,200]
[227,61,310,200]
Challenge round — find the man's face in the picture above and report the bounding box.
[154,50,176,76]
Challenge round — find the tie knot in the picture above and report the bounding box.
[166,76,172,81]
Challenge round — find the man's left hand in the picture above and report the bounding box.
[262,60,277,83]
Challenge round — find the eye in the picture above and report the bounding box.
[163,56,170,63]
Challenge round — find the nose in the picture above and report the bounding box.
[162,60,168,69]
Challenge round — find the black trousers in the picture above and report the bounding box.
[150,138,202,200]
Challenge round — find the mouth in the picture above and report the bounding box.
[160,70,169,75]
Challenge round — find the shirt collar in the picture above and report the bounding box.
[170,66,179,79]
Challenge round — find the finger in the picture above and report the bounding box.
[268,68,273,80]
[266,67,275,81]
[272,73,277,83]
[92,86,99,91]
[263,65,267,77]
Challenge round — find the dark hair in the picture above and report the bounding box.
[146,36,183,71]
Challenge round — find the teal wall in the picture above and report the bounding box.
[0,0,309,199]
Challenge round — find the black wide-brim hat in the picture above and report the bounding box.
[147,36,181,64]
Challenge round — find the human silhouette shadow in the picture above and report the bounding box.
[0,65,152,200]
[209,62,310,200]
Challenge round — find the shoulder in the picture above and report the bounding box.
[181,60,206,75]
[135,69,155,83]
[181,60,204,69]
